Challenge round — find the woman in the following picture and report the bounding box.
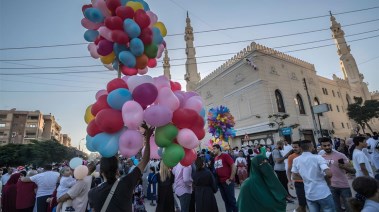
[193,157,218,212]
[156,162,175,212]
[348,176,379,212]
[16,170,37,212]
[2,173,21,212]
[237,154,287,212]
[235,150,248,186]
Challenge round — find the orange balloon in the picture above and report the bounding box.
[135,54,148,69]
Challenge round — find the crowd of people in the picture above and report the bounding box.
[0,131,379,212]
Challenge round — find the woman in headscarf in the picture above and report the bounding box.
[16,170,38,212]
[2,172,21,212]
[237,154,287,212]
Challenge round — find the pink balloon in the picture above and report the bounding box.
[153,76,170,91]
[121,75,130,84]
[183,96,203,113]
[98,26,113,42]
[88,43,100,59]
[127,75,153,93]
[95,89,108,100]
[132,83,158,108]
[177,128,199,149]
[174,91,185,108]
[142,135,160,159]
[138,67,148,75]
[156,87,179,111]
[143,105,173,127]
[122,101,143,130]
[183,91,199,101]
[157,44,164,59]
[92,0,111,17]
[119,129,143,157]
[147,58,157,68]
[81,18,103,30]
[146,11,158,28]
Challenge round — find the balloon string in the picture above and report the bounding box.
[117,61,121,79]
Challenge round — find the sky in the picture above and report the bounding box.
[1,0,379,150]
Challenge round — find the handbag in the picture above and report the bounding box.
[100,179,120,212]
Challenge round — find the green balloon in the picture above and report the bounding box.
[155,124,178,147]
[144,44,158,58]
[162,144,185,167]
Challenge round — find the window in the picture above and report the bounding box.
[0,123,5,127]
[346,94,352,105]
[29,124,37,128]
[332,122,335,128]
[0,115,6,119]
[322,88,329,95]
[329,104,333,111]
[341,123,345,128]
[296,94,306,114]
[337,92,341,98]
[28,116,38,120]
[347,123,350,129]
[336,105,340,112]
[332,90,335,97]
[275,89,286,113]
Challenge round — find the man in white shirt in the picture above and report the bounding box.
[292,140,335,212]
[1,167,13,186]
[352,136,374,177]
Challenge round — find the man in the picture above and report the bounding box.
[352,136,374,177]
[367,132,379,171]
[272,141,294,203]
[1,167,13,187]
[21,164,59,212]
[212,144,238,212]
[173,163,193,212]
[287,141,306,212]
[292,140,335,212]
[319,137,356,212]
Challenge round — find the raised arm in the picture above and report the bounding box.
[137,122,155,172]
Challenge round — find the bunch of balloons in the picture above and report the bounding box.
[84,75,206,167]
[207,105,236,142]
[82,0,167,75]
[207,138,230,151]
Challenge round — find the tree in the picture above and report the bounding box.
[347,97,379,134]
[268,113,299,133]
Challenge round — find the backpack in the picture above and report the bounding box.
[268,153,275,167]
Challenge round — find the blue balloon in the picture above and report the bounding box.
[129,38,144,57]
[135,0,150,11]
[113,43,128,56]
[84,30,99,42]
[93,131,122,158]
[200,107,206,117]
[86,135,96,152]
[84,8,104,23]
[123,19,141,39]
[119,51,136,68]
[152,27,163,44]
[107,88,132,110]
[112,60,119,71]
[121,0,130,5]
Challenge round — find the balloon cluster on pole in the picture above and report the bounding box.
[207,105,236,147]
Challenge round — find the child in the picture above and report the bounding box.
[133,178,146,212]
[147,166,157,206]
[56,166,76,212]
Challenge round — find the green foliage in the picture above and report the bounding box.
[268,113,299,132]
[347,98,379,133]
[0,140,87,167]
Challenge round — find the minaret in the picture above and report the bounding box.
[163,48,171,80]
[184,12,201,91]
[330,12,370,99]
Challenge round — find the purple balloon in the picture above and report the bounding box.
[97,40,114,56]
[143,105,173,127]
[132,83,158,108]
[183,91,199,101]
[174,91,185,108]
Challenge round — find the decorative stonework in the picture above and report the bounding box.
[206,91,213,99]
[234,73,245,84]
[290,72,298,80]
[270,66,278,75]
[308,77,314,85]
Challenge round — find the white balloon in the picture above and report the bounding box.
[127,75,154,93]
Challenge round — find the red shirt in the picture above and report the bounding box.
[16,180,37,209]
[214,153,234,183]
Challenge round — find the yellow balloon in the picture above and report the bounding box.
[84,105,95,124]
[126,1,144,11]
[100,52,115,64]
[153,22,167,37]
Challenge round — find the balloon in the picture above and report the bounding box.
[180,148,197,167]
[119,51,136,68]
[172,108,201,129]
[126,1,144,11]
[123,19,141,38]
[144,44,158,58]
[170,81,181,91]
[121,66,138,75]
[81,18,103,30]
[87,119,103,137]
[139,28,153,45]
[98,26,113,41]
[135,54,148,69]
[69,157,83,169]
[158,147,163,157]
[138,67,148,75]
[113,43,128,56]
[156,43,164,58]
[122,100,144,129]
[115,6,134,20]
[183,96,203,113]
[162,144,185,167]
[143,105,173,127]
[95,108,124,133]
[147,58,157,68]
[142,135,160,159]
[119,129,144,157]
[153,76,170,90]
[111,30,129,45]
[177,128,199,149]
[84,105,95,124]
[155,124,178,147]
[127,75,153,92]
[82,4,92,14]
[104,16,123,30]
[74,165,89,180]
[92,0,111,17]
[92,131,122,157]
[84,30,99,42]
[105,0,121,15]
[91,95,110,115]
[88,43,100,59]
[97,39,114,56]
[132,83,158,107]
[152,27,163,44]
[156,87,180,112]
[84,8,105,23]
[100,51,115,64]
[129,38,144,56]
[174,91,185,107]
[134,9,150,29]
[134,0,150,11]
[95,89,108,100]
[107,78,128,93]
[107,88,132,110]
[86,135,96,152]
[146,11,158,27]
[153,22,167,37]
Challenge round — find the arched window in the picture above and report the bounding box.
[275,89,286,113]
[296,94,306,114]
[314,97,320,105]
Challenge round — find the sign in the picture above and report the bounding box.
[281,127,292,135]
[312,103,329,114]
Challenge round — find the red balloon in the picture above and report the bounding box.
[82,4,92,15]
[139,28,153,45]
[147,58,157,68]
[115,6,134,20]
[104,16,123,30]
[106,0,121,15]
[94,36,104,45]
[180,148,197,167]
[91,95,110,116]
[170,81,181,91]
[107,78,128,93]
[132,83,158,108]
[134,9,150,29]
[172,108,199,129]
[95,109,124,133]
[111,30,129,44]
[121,66,138,76]
[192,127,205,140]
[87,120,103,137]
